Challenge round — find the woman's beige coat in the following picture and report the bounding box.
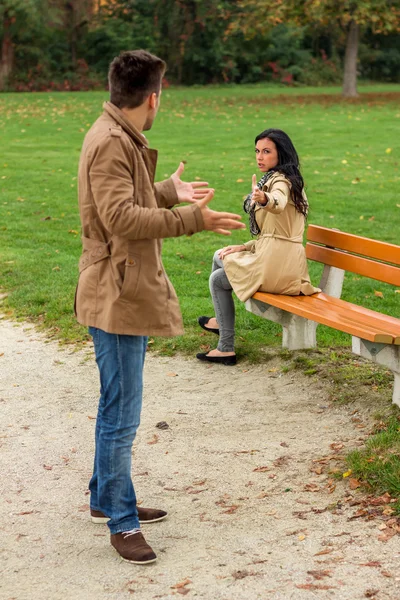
[224,172,319,302]
[75,102,204,336]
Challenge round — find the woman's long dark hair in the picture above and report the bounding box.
[255,129,308,217]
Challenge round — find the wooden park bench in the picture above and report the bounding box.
[245,225,400,407]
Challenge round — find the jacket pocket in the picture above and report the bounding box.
[119,255,141,301]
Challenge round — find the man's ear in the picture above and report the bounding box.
[148,92,157,110]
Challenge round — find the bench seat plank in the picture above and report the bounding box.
[314,293,400,338]
[251,291,397,344]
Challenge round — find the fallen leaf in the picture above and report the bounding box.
[171,578,191,590]
[147,434,159,445]
[364,590,379,598]
[78,503,90,512]
[307,569,332,579]
[304,483,320,492]
[360,561,381,567]
[236,178,244,183]
[374,290,384,298]
[330,442,344,451]
[310,465,323,475]
[166,372,178,377]
[273,455,290,467]
[253,466,269,472]
[43,464,53,470]
[314,548,333,556]
[349,478,361,490]
[222,505,239,514]
[17,510,39,515]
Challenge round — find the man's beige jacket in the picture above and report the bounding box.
[75,102,204,336]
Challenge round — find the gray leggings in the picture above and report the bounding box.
[209,250,235,352]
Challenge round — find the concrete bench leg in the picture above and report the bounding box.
[245,299,317,350]
[282,314,317,350]
[393,373,400,408]
[352,337,400,408]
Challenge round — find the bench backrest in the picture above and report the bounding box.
[306,225,400,286]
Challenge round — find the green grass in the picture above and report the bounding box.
[0,84,399,509]
[0,84,400,355]
[346,416,400,513]
[278,347,394,405]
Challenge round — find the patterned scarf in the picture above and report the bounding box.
[243,170,275,236]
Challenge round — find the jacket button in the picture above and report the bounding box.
[158,269,162,276]
[128,259,135,266]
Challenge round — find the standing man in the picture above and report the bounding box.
[75,50,244,565]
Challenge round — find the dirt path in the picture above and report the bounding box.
[1,318,399,600]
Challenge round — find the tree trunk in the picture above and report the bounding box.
[0,17,14,91]
[342,19,359,97]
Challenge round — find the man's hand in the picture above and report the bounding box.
[171,162,209,204]
[198,189,245,235]
[251,174,267,206]
[218,245,246,259]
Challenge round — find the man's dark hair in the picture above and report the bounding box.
[108,50,166,109]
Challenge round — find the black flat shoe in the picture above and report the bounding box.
[198,316,220,335]
[196,352,237,366]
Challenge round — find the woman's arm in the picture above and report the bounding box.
[252,176,291,215]
[261,178,291,214]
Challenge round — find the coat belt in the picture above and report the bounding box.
[79,237,111,273]
[259,233,302,243]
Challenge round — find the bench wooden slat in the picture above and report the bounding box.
[307,225,400,266]
[251,292,394,344]
[297,293,400,345]
[306,244,400,287]
[315,293,400,336]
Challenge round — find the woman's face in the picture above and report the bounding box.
[255,137,278,173]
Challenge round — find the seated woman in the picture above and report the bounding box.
[196,128,319,365]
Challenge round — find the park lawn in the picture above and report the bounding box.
[0,85,399,359]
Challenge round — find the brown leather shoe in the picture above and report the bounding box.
[91,506,167,524]
[111,530,157,564]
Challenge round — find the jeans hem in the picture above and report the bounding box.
[109,522,141,535]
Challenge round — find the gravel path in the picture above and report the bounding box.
[1,318,399,600]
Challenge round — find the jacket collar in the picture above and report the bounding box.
[103,102,149,148]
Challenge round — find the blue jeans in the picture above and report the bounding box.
[88,327,148,534]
